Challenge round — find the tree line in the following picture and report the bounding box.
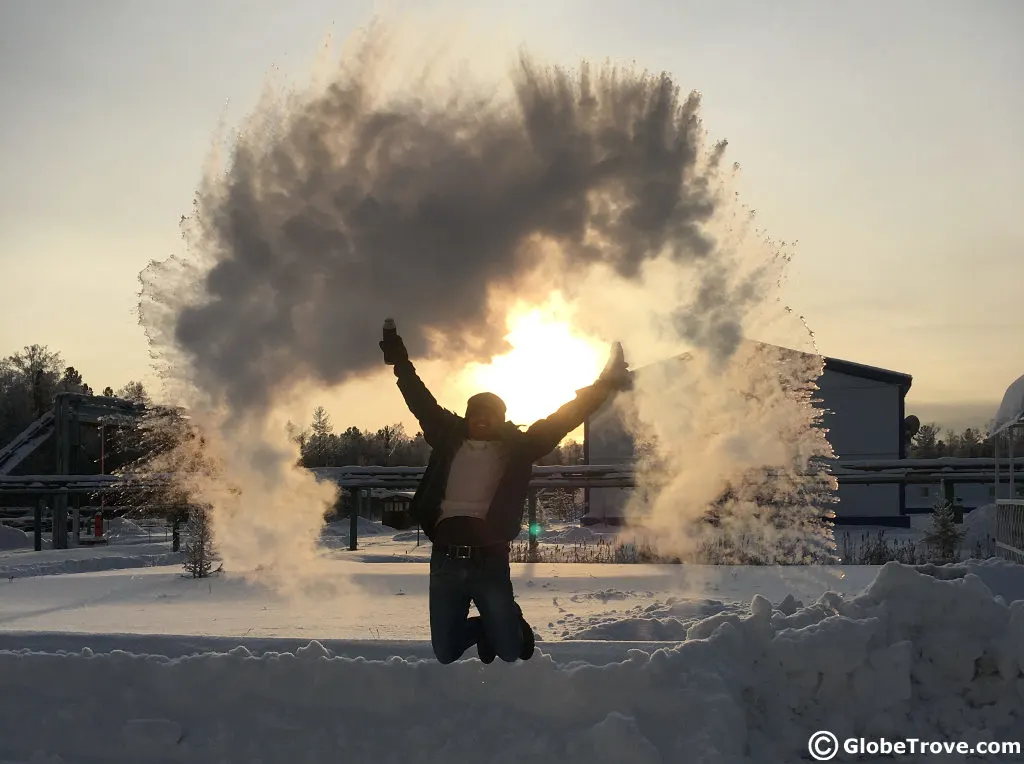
[289,405,584,468]
[0,344,153,476]
[3,342,1020,478]
[907,422,1024,459]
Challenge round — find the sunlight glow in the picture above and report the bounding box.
[460,294,608,427]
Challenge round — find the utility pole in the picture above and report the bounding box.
[350,489,362,551]
[52,396,70,549]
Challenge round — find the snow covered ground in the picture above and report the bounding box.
[1,518,1023,763]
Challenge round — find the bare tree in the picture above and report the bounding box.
[374,423,407,465]
[5,344,64,416]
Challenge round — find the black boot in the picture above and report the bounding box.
[516,604,535,660]
[470,616,495,664]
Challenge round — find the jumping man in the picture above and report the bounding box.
[379,320,631,664]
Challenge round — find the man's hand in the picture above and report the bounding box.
[597,342,631,391]
[379,318,409,365]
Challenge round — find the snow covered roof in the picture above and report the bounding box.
[989,373,1024,438]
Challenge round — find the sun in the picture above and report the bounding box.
[458,295,609,429]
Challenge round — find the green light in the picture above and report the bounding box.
[529,523,542,536]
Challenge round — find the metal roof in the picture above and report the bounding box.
[822,356,913,390]
[629,342,913,391]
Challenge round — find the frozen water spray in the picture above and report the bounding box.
[136,19,837,590]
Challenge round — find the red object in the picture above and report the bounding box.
[94,514,103,538]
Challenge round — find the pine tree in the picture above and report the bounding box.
[305,406,335,467]
[183,505,218,578]
[923,499,965,563]
[310,406,333,437]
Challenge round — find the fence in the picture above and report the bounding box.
[994,500,1024,563]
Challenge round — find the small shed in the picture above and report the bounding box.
[380,490,416,530]
[336,488,416,529]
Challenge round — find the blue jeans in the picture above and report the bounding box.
[429,546,523,663]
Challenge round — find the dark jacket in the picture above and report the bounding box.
[392,359,616,543]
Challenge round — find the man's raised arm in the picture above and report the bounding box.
[380,320,459,446]
[523,342,631,459]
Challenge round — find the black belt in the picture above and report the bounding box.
[435,542,508,560]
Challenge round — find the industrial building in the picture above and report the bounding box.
[583,344,915,527]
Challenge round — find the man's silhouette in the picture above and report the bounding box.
[380,320,630,663]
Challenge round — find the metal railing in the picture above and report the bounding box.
[3,460,1022,557]
[5,458,1024,491]
[994,500,1024,563]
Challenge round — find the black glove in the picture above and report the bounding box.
[597,342,632,391]
[379,318,409,365]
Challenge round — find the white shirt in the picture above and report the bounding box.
[438,440,507,521]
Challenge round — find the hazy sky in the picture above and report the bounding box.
[1,0,1021,433]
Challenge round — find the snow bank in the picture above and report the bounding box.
[105,517,148,537]
[2,562,1023,763]
[0,524,31,551]
[511,522,621,545]
[538,525,607,544]
[919,556,1024,603]
[103,518,172,546]
[391,528,425,542]
[322,517,389,538]
[963,503,999,555]
[0,551,183,580]
[563,598,743,641]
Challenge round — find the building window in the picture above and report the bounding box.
[989,486,996,497]
[917,486,930,498]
